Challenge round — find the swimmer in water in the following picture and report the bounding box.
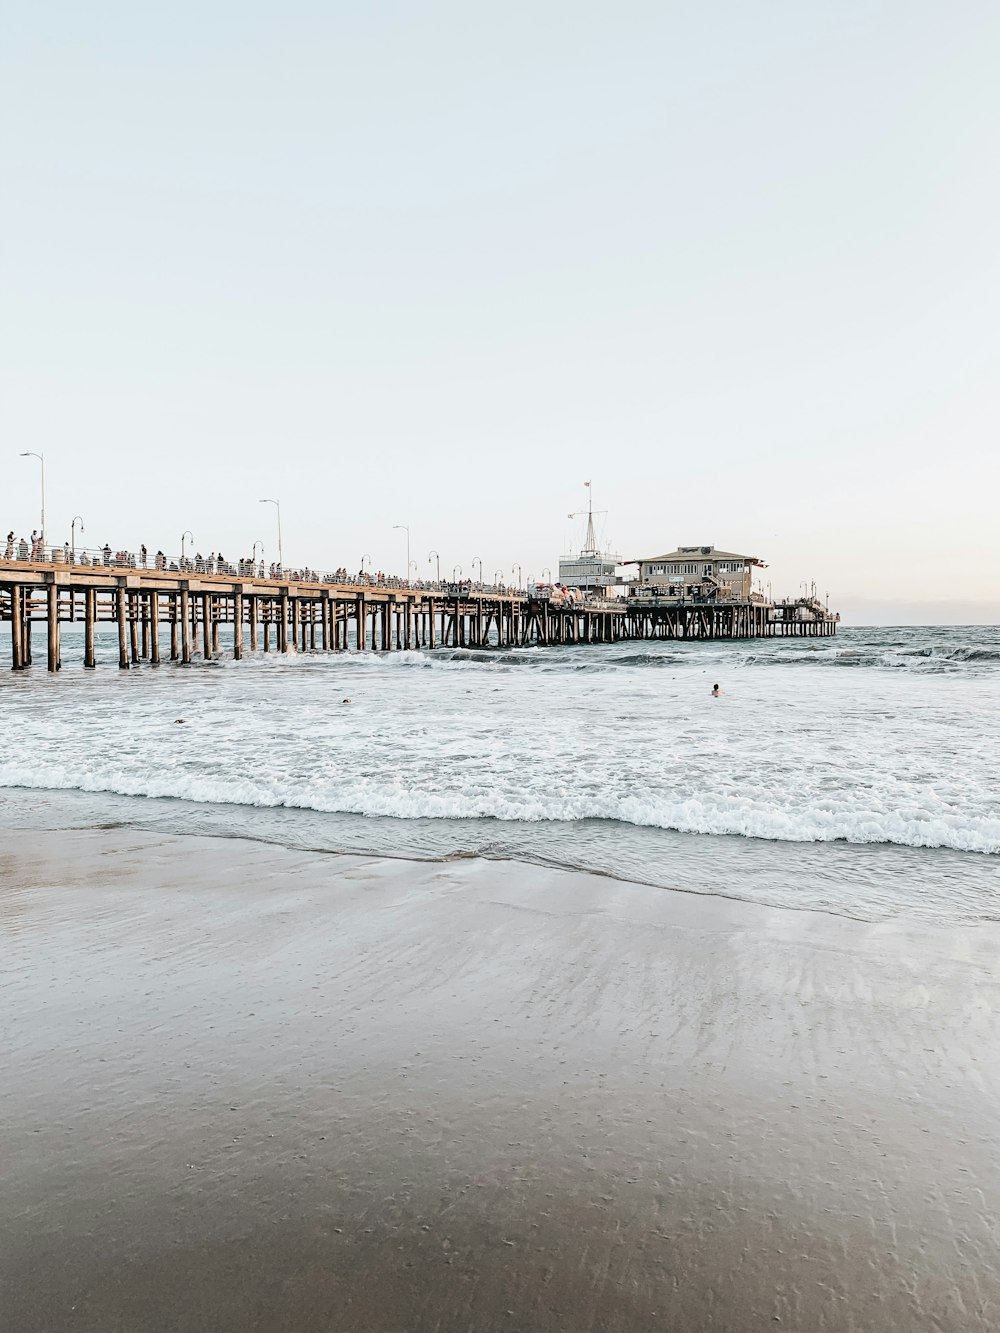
[711,684,722,697]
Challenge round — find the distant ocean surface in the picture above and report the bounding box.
[1,625,998,927]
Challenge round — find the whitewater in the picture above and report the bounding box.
[1,624,998,926]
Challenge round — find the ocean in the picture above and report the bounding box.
[1,624,998,927]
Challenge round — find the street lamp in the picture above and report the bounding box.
[181,530,194,565]
[494,569,504,588]
[71,515,85,563]
[393,524,410,581]
[542,566,552,584]
[472,556,482,587]
[511,562,521,589]
[259,499,283,572]
[428,549,440,581]
[361,553,372,573]
[252,541,265,575]
[19,452,45,552]
[453,564,463,581]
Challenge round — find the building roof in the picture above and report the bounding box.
[635,546,761,565]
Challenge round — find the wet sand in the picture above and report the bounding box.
[3,827,999,1332]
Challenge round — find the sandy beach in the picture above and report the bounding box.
[3,825,999,1332]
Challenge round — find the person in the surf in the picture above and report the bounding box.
[711,683,722,697]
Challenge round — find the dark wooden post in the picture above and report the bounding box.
[141,594,150,659]
[355,593,366,650]
[169,594,179,661]
[233,591,243,660]
[116,586,129,670]
[47,583,60,672]
[84,588,96,668]
[150,590,160,665]
[279,593,289,653]
[249,595,258,653]
[10,585,23,670]
[202,592,211,660]
[180,588,191,664]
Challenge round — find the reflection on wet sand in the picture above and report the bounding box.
[4,829,999,1332]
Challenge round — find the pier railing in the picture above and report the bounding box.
[0,547,523,596]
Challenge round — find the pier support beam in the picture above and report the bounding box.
[84,588,96,669]
[202,592,211,661]
[47,584,60,672]
[10,585,24,671]
[116,587,129,670]
[180,589,191,664]
[150,591,160,665]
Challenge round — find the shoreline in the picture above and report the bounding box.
[4,826,1000,1330]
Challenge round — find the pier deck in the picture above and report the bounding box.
[0,562,837,672]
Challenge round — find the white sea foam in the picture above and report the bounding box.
[1,627,998,874]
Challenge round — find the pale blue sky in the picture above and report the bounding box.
[2,2,998,619]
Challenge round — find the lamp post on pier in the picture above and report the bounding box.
[181,530,194,566]
[542,567,552,585]
[511,563,521,590]
[19,451,45,552]
[472,556,482,588]
[393,525,410,582]
[252,541,264,575]
[71,516,85,563]
[494,569,504,589]
[453,565,463,581]
[259,500,283,573]
[428,549,440,582]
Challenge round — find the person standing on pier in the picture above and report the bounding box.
[4,532,12,559]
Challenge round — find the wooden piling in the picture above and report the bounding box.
[150,590,160,665]
[180,588,191,664]
[279,593,289,653]
[10,585,23,671]
[117,587,129,670]
[85,588,96,669]
[202,592,211,660]
[47,584,60,672]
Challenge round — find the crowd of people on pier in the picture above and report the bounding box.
[0,535,510,595]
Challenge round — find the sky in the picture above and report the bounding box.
[2,1,998,623]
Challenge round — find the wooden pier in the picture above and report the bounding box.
[0,563,837,672]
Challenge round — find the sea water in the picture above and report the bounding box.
[1,625,997,926]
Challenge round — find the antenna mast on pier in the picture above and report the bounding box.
[568,481,599,556]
